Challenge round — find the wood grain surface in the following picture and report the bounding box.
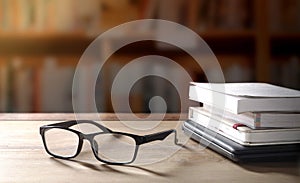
[0,113,299,182]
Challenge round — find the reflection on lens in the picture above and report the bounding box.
[44,128,79,157]
[93,133,136,163]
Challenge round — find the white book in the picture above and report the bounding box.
[202,105,300,129]
[189,82,300,114]
[188,106,300,146]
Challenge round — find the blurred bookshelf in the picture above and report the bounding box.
[0,0,299,113]
[0,32,92,55]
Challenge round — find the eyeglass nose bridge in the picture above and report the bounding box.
[80,133,99,155]
[81,133,122,164]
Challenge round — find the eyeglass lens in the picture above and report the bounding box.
[93,133,136,164]
[44,128,79,158]
[44,128,137,164]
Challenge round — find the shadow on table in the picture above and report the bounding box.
[239,158,300,176]
[50,157,172,177]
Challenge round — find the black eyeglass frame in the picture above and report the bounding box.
[40,120,178,165]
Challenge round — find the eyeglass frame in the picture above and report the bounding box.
[40,120,178,165]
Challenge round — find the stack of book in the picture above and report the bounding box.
[183,82,300,162]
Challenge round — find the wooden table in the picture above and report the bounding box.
[0,113,299,183]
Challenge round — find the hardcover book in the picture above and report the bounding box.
[182,120,300,162]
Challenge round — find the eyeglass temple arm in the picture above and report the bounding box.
[42,120,112,133]
[139,129,178,145]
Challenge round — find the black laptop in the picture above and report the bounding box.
[182,120,300,162]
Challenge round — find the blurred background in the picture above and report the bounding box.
[0,0,299,113]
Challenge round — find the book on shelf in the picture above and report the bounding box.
[188,106,300,146]
[0,57,8,112]
[216,0,250,30]
[0,0,101,34]
[0,56,79,112]
[0,55,191,113]
[201,105,300,129]
[40,57,74,112]
[11,57,33,112]
[189,82,300,114]
[269,0,300,32]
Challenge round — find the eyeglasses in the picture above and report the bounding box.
[40,120,178,165]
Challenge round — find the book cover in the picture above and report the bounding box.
[189,82,300,113]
